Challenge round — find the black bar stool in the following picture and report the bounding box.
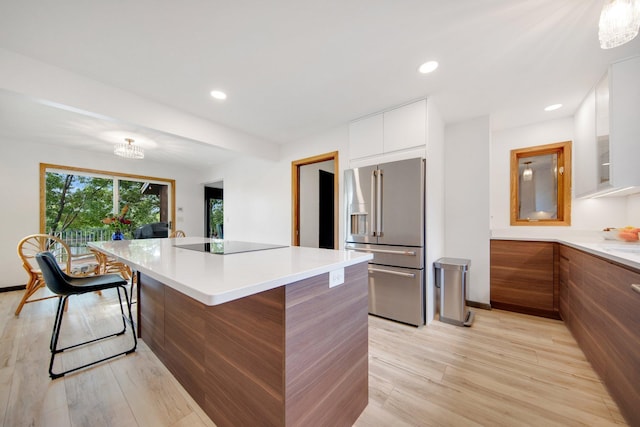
[36,251,137,379]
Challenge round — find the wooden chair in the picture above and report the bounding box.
[15,234,99,316]
[170,230,186,238]
[89,248,132,281]
[89,248,136,302]
[36,251,137,379]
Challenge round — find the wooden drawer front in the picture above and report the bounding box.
[562,246,640,427]
[490,240,556,316]
[605,264,640,425]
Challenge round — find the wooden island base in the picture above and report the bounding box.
[138,263,369,427]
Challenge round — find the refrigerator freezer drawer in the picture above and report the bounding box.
[368,265,424,326]
[345,243,423,269]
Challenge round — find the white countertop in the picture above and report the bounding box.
[491,231,640,271]
[89,237,373,306]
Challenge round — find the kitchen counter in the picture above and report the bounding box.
[490,232,640,271]
[89,237,372,427]
[89,236,372,305]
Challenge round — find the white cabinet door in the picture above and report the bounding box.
[574,89,598,197]
[383,99,426,153]
[610,56,640,189]
[348,113,383,159]
[595,73,611,190]
[573,56,640,197]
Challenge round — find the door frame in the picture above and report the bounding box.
[291,151,339,247]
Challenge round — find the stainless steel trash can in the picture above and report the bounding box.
[434,258,473,327]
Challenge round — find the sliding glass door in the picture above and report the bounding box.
[41,163,175,252]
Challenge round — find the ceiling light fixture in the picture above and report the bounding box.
[114,138,144,159]
[544,104,563,111]
[598,0,640,49]
[210,90,227,100]
[418,61,439,74]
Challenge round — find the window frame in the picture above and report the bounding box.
[510,141,572,226]
[40,163,176,234]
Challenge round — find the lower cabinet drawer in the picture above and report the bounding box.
[368,264,424,326]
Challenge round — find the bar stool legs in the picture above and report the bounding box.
[48,285,137,379]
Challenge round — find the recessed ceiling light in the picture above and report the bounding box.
[210,90,227,100]
[418,61,439,74]
[544,103,562,111]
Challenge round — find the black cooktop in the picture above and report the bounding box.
[174,240,287,255]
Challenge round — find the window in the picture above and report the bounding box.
[510,141,571,226]
[40,163,175,252]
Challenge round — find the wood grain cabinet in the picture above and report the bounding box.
[558,245,640,427]
[558,245,571,325]
[138,264,369,427]
[490,240,558,318]
[491,240,640,425]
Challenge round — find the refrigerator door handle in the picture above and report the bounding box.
[345,246,416,256]
[376,169,383,237]
[371,170,377,237]
[368,267,416,278]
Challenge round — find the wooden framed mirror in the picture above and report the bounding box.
[510,141,571,226]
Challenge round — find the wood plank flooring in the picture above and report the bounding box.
[0,287,627,426]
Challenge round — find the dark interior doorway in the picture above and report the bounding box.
[318,170,335,249]
[291,151,339,249]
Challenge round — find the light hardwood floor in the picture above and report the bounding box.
[0,287,626,427]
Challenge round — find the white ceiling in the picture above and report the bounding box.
[1,0,639,167]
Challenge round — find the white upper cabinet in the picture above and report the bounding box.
[573,56,640,197]
[609,56,640,192]
[348,99,427,161]
[348,113,383,160]
[574,89,597,197]
[383,99,427,153]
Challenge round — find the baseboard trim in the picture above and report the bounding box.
[490,300,560,320]
[0,285,26,293]
[466,300,491,310]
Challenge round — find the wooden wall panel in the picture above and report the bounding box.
[284,263,369,427]
[202,287,285,427]
[164,286,206,405]
[490,240,557,318]
[139,273,165,357]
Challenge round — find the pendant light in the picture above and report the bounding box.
[598,0,640,49]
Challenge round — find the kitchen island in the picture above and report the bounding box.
[89,237,373,427]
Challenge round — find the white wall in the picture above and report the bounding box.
[1,138,203,288]
[628,193,640,224]
[425,100,445,323]
[299,160,334,248]
[444,116,491,305]
[491,117,628,237]
[199,125,349,247]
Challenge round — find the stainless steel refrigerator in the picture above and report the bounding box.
[345,157,425,326]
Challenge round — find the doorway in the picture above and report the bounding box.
[291,151,339,248]
[205,183,223,238]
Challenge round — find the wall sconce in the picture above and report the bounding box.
[522,161,533,182]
